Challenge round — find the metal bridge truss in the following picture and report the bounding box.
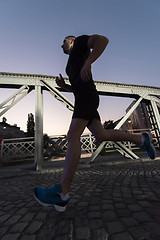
[0,85,29,116]
[0,72,160,169]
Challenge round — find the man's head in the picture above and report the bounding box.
[61,35,76,55]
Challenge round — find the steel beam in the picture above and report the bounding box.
[114,95,146,130]
[35,85,43,170]
[40,80,74,111]
[150,99,160,132]
[0,85,29,116]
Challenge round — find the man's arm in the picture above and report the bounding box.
[80,34,109,82]
[56,74,72,92]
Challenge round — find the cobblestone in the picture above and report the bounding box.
[1,233,20,240]
[0,156,160,239]
[0,214,11,224]
[3,215,22,226]
[21,235,36,240]
[0,227,9,237]
[106,221,125,234]
[76,227,91,239]
[25,220,43,234]
[10,223,28,233]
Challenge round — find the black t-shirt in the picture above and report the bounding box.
[66,35,94,92]
[66,35,100,122]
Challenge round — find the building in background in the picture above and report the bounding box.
[0,117,26,139]
[122,101,152,131]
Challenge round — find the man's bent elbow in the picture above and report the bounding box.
[88,34,109,49]
[97,34,109,45]
[99,35,109,50]
[102,35,109,47]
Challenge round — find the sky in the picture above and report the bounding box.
[0,0,160,136]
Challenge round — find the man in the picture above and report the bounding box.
[33,34,156,212]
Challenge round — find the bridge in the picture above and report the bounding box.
[0,72,160,170]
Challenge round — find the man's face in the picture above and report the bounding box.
[61,38,73,55]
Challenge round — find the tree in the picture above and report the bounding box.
[27,113,35,137]
[2,117,7,123]
[103,120,115,130]
[43,134,66,159]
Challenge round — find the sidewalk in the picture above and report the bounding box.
[0,153,160,240]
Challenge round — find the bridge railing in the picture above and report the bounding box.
[0,130,158,163]
[0,137,35,162]
[0,133,137,163]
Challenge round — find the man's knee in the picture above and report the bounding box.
[94,132,105,143]
[95,135,104,143]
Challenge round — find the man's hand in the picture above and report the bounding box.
[56,74,72,92]
[56,74,66,88]
[80,60,92,82]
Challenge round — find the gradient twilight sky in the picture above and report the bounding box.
[0,0,160,135]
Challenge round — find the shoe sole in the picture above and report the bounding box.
[33,190,67,212]
[53,204,67,212]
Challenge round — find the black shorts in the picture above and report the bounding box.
[72,80,101,125]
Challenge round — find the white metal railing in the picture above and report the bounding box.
[0,137,34,162]
[0,134,136,163]
[0,135,96,162]
[0,130,159,163]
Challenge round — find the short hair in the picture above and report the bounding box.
[65,35,76,41]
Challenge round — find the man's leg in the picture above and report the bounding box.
[33,118,89,211]
[88,119,156,159]
[88,118,142,144]
[60,118,89,194]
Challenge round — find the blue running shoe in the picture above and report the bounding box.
[33,183,69,212]
[140,132,156,159]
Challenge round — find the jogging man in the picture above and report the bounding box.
[33,34,156,212]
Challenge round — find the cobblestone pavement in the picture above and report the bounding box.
[0,155,160,240]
